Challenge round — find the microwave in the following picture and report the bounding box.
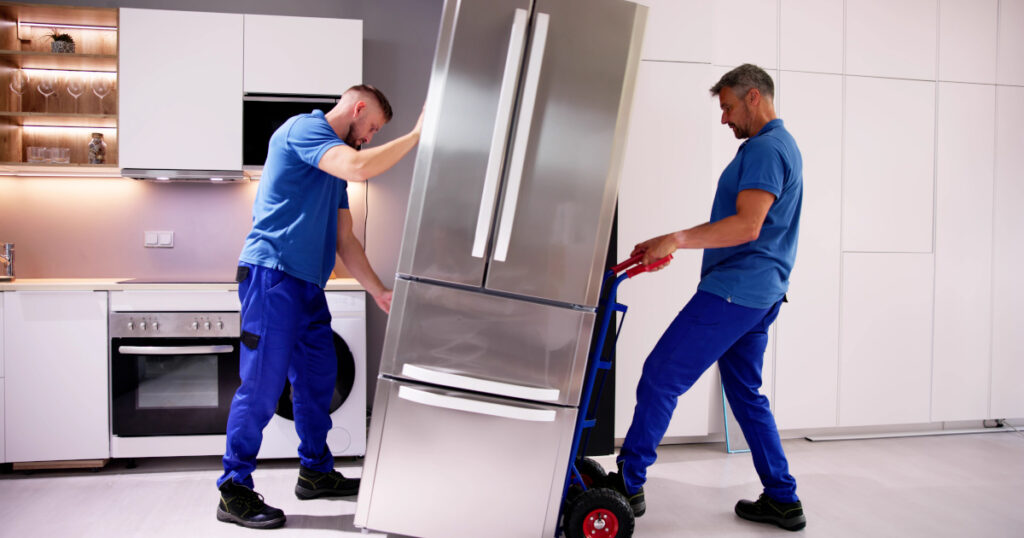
[243,94,340,166]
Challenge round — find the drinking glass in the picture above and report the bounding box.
[66,77,84,112]
[9,70,29,96]
[91,76,112,102]
[37,73,55,112]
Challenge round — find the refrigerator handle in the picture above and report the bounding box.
[402,363,560,401]
[398,385,557,423]
[492,11,551,263]
[472,8,530,259]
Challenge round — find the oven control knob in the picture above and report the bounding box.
[127,321,134,331]
[217,321,224,330]
[140,321,147,330]
[204,321,212,330]
[152,321,159,331]
[191,321,199,330]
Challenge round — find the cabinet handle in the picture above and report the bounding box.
[117,345,234,355]
[402,363,560,401]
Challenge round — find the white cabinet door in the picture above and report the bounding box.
[780,0,843,74]
[243,14,361,96]
[843,77,935,253]
[0,379,5,463]
[712,0,778,69]
[996,0,1024,86]
[938,0,998,84]
[773,72,842,430]
[0,291,4,379]
[992,86,1024,418]
[4,292,109,462]
[846,0,937,80]
[616,61,717,437]
[638,0,712,63]
[839,254,934,427]
[932,82,995,422]
[119,8,243,171]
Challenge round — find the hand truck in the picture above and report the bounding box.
[556,253,672,538]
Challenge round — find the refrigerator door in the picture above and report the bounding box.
[355,378,577,538]
[380,278,595,406]
[396,0,532,287]
[485,0,647,307]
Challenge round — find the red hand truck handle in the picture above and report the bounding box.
[610,253,674,277]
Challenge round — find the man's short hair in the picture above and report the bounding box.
[345,84,393,122]
[709,64,774,100]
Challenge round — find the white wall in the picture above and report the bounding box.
[616,0,1024,439]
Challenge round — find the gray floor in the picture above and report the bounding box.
[1,432,1022,537]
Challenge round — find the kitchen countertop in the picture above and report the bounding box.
[0,278,364,292]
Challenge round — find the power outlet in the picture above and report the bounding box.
[144,231,174,248]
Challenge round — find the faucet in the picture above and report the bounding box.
[0,243,13,278]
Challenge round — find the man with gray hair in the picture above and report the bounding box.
[607,63,805,531]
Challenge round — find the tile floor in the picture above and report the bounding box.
[1,431,1022,537]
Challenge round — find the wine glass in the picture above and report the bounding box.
[36,73,55,112]
[9,70,29,96]
[66,76,84,113]
[91,75,112,104]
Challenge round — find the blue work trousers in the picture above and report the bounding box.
[618,290,798,503]
[218,263,337,489]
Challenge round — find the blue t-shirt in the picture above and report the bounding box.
[697,119,803,309]
[239,110,349,288]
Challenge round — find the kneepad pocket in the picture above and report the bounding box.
[241,330,260,350]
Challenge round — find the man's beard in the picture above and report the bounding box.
[343,128,362,150]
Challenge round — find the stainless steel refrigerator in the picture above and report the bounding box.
[354,1,646,536]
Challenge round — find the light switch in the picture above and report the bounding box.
[144,230,174,248]
[144,231,159,247]
[158,231,174,247]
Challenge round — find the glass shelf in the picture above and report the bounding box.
[0,50,118,71]
[0,111,117,128]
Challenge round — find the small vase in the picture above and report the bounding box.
[88,132,107,164]
[51,41,75,54]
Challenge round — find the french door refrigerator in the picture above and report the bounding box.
[354,1,647,536]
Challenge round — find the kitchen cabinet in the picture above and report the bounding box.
[616,61,717,437]
[780,0,843,74]
[843,76,935,253]
[996,0,1024,86]
[119,8,242,171]
[0,2,119,169]
[712,0,778,69]
[845,0,937,80]
[773,72,842,430]
[932,82,995,422]
[243,14,361,96]
[938,0,997,84]
[839,254,934,427]
[991,85,1024,418]
[3,291,108,462]
[638,0,711,63]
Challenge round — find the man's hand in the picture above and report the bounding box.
[631,233,679,271]
[372,289,393,314]
[413,106,425,136]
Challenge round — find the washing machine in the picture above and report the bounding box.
[258,291,367,458]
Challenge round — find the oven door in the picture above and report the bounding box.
[111,337,240,436]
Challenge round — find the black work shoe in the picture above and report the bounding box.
[216,480,286,529]
[295,465,360,499]
[606,464,646,518]
[735,493,806,531]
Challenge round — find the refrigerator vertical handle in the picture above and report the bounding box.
[472,8,530,259]
[492,11,550,263]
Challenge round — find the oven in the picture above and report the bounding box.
[110,311,241,437]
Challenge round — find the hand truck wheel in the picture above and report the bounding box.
[564,487,634,538]
[574,457,608,488]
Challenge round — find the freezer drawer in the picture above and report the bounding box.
[355,378,577,538]
[381,279,595,406]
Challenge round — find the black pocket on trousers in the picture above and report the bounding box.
[235,265,250,283]
[241,330,260,350]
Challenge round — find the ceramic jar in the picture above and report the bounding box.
[88,132,107,164]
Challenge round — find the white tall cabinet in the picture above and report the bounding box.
[119,8,244,171]
[1,293,5,463]
[3,292,109,462]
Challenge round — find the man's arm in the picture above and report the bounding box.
[632,188,776,268]
[336,208,392,313]
[318,110,424,182]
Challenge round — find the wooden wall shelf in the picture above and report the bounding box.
[0,111,117,127]
[0,50,118,71]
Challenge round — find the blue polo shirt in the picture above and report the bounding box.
[239,110,350,288]
[697,119,803,309]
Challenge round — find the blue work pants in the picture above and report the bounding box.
[618,290,798,503]
[218,263,337,489]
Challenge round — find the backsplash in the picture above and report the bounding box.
[0,176,362,280]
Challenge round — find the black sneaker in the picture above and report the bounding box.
[295,465,360,499]
[605,462,646,517]
[735,493,806,531]
[216,480,286,529]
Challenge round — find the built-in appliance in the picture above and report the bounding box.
[243,94,340,166]
[0,242,13,281]
[108,289,366,459]
[354,1,646,536]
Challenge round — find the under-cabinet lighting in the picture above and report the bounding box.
[19,22,117,31]
[22,68,117,77]
[210,177,224,182]
[156,177,170,181]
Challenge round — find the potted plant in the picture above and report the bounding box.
[44,28,75,53]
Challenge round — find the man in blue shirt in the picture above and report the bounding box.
[216,85,423,529]
[608,64,806,531]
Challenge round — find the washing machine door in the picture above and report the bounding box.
[275,332,356,420]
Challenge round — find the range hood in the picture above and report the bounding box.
[120,168,249,182]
